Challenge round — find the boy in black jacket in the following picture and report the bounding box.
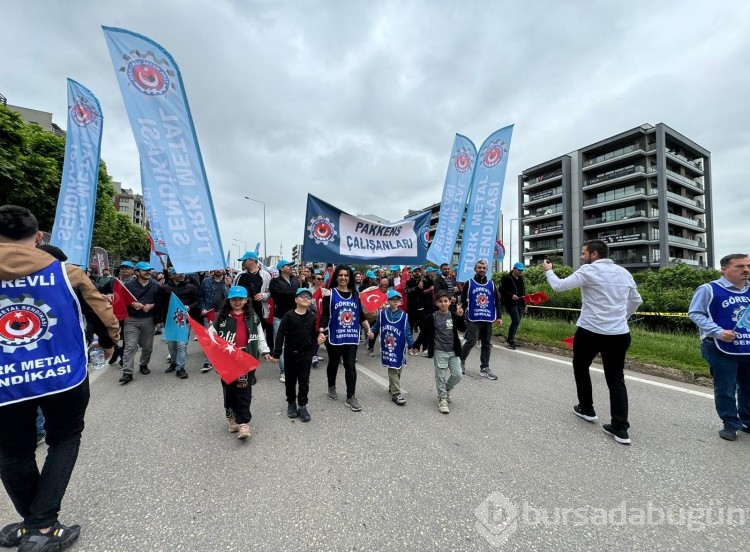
[414,290,466,414]
[273,288,319,422]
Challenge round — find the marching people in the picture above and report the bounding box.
[158,268,201,379]
[459,260,502,380]
[544,240,642,445]
[120,261,163,384]
[320,265,371,412]
[404,266,433,336]
[366,277,391,357]
[414,290,466,414]
[310,271,327,367]
[367,290,415,406]
[0,205,119,551]
[273,288,319,422]
[688,253,750,441]
[211,286,272,440]
[200,268,229,373]
[233,251,272,342]
[500,262,527,350]
[269,260,301,383]
[432,263,459,313]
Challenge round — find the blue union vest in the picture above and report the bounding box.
[379,308,408,369]
[0,261,88,406]
[708,281,750,355]
[466,278,496,322]
[328,289,361,345]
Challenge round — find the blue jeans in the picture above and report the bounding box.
[701,339,750,430]
[274,317,285,375]
[434,350,462,399]
[507,305,523,343]
[167,340,188,370]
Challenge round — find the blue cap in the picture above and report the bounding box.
[134,261,153,271]
[238,251,258,262]
[513,262,526,271]
[425,267,436,273]
[365,270,376,279]
[228,286,248,299]
[295,288,313,297]
[387,290,402,300]
[119,261,135,268]
[390,265,400,271]
[276,259,292,270]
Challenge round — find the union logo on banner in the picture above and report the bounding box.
[307,215,338,245]
[418,226,431,249]
[480,139,508,168]
[453,146,475,173]
[69,97,100,127]
[477,293,489,308]
[122,53,175,96]
[173,307,188,328]
[0,295,56,353]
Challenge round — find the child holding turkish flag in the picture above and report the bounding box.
[212,286,272,440]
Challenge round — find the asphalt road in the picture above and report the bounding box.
[2,335,748,552]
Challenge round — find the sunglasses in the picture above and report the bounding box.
[314,276,324,280]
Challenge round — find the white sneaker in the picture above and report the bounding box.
[438,399,449,414]
[280,374,286,383]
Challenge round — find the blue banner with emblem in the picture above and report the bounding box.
[457,125,514,282]
[426,134,477,266]
[163,293,190,343]
[0,262,88,406]
[50,79,103,268]
[102,26,225,274]
[303,194,430,265]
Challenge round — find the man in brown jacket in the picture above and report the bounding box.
[0,205,120,552]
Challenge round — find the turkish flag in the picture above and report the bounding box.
[562,336,575,349]
[360,287,387,313]
[523,291,550,305]
[188,318,260,384]
[112,278,137,321]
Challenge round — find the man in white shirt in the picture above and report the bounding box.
[543,240,642,445]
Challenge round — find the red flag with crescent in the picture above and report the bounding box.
[188,318,260,384]
[112,278,137,321]
[360,287,387,313]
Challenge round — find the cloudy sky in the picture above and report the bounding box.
[2,0,748,268]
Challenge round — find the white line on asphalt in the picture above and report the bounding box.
[355,362,394,388]
[495,345,714,399]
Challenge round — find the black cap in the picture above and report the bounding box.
[37,244,68,262]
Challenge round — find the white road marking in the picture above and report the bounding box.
[496,345,714,399]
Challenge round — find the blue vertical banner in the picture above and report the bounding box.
[50,79,103,267]
[426,134,477,266]
[141,164,170,271]
[457,125,514,282]
[102,26,224,274]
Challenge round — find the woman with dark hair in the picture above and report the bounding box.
[319,265,371,411]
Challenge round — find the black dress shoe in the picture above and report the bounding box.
[165,363,176,373]
[108,346,122,365]
[139,365,151,375]
[119,373,133,384]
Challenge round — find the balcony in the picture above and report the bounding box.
[669,257,705,267]
[584,187,656,207]
[524,186,563,205]
[666,190,704,210]
[523,168,563,187]
[668,235,705,248]
[526,204,564,219]
[583,165,655,187]
[598,232,650,245]
[525,223,563,237]
[666,169,703,190]
[525,242,563,254]
[584,210,647,227]
[667,213,704,228]
[666,149,703,172]
[583,143,648,168]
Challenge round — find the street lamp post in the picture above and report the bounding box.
[243,196,267,263]
[509,218,521,271]
[232,239,247,270]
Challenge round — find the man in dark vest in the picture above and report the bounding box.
[0,205,120,550]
